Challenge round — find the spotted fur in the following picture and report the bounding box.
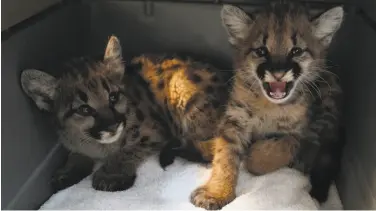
[21,37,169,192]
[190,2,344,209]
[131,54,230,165]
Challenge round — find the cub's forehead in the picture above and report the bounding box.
[253,9,310,35]
[57,68,117,103]
[64,64,110,79]
[246,9,313,50]
[58,61,115,86]
[57,78,112,109]
[60,75,115,95]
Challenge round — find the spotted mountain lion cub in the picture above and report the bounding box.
[21,36,230,192]
[190,3,344,209]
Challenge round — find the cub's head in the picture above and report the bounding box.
[21,36,127,145]
[221,3,344,104]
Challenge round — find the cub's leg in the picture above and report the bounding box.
[51,152,94,192]
[190,99,254,210]
[309,142,342,203]
[158,137,182,169]
[245,135,299,175]
[190,138,240,210]
[158,138,213,169]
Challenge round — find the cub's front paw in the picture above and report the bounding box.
[190,186,235,210]
[309,186,329,204]
[92,169,136,192]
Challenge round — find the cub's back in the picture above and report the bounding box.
[130,55,231,159]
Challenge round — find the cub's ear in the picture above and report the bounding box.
[221,4,254,46]
[104,35,122,61]
[103,35,124,78]
[311,6,344,47]
[20,69,58,111]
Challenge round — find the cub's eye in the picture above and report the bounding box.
[254,47,268,57]
[290,47,304,57]
[109,91,119,104]
[77,105,95,116]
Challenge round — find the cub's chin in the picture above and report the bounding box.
[97,123,125,144]
[261,81,296,104]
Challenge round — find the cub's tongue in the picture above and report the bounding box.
[268,82,287,99]
[269,82,286,93]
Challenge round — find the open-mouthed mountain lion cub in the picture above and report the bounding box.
[190,3,344,209]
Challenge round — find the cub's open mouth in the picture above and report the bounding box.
[263,82,294,100]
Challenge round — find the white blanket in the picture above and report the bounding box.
[41,155,342,210]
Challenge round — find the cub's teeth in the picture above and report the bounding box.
[269,92,287,98]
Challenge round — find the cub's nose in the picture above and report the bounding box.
[272,71,285,80]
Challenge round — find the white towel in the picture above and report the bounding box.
[40,155,343,210]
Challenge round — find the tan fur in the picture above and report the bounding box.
[192,138,216,161]
[246,136,299,175]
[168,70,198,110]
